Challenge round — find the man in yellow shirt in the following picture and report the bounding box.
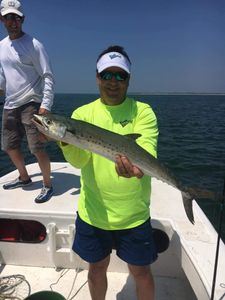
[60,45,158,300]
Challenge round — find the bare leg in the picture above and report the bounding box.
[128,264,155,300]
[33,150,51,187]
[88,255,110,300]
[6,149,30,180]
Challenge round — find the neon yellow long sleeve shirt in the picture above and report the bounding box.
[59,97,158,230]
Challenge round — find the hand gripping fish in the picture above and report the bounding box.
[32,113,218,224]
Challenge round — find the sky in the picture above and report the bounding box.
[0,0,225,94]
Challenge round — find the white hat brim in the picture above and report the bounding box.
[98,62,130,74]
[1,8,23,17]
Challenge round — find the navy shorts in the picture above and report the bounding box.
[73,214,158,266]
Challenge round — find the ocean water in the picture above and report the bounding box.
[0,93,225,241]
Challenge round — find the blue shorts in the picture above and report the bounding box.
[73,214,158,266]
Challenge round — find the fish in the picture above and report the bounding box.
[32,113,218,224]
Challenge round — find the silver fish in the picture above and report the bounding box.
[32,113,218,224]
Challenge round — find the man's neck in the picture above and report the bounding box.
[9,31,24,40]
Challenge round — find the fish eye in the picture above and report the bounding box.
[45,119,52,125]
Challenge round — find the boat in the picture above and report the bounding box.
[0,162,225,300]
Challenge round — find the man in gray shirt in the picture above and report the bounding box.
[0,0,54,203]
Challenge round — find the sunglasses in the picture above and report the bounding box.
[3,14,23,21]
[99,71,129,81]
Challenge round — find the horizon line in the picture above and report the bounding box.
[54,92,225,96]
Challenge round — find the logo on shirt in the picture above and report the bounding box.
[120,120,132,127]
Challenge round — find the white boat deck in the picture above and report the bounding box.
[0,265,197,300]
[0,162,225,300]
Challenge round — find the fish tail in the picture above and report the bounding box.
[181,191,195,224]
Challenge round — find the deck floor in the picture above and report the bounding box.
[0,264,196,300]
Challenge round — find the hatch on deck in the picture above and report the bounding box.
[0,219,46,243]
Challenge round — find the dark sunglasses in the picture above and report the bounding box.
[99,71,129,81]
[3,14,23,21]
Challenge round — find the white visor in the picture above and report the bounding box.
[97,52,131,74]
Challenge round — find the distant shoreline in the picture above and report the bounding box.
[1,93,225,101]
[130,92,225,96]
[54,92,225,96]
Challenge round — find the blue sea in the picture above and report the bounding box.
[0,93,225,241]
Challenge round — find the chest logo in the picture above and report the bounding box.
[120,120,132,127]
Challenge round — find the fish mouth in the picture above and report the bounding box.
[31,114,48,131]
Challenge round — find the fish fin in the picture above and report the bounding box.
[124,133,142,141]
[181,186,220,225]
[181,191,195,224]
[186,187,219,201]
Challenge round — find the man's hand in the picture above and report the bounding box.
[115,155,144,179]
[38,107,50,115]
